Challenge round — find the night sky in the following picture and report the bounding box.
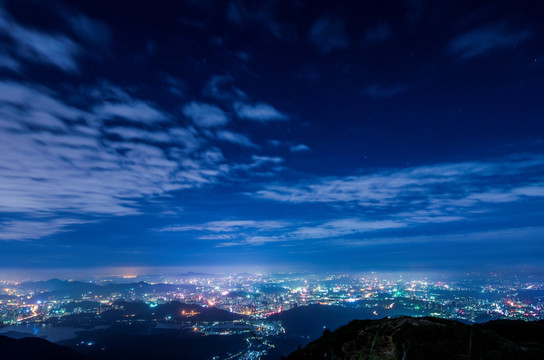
[0,0,543,276]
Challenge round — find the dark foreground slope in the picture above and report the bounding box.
[285,317,544,360]
[0,335,88,360]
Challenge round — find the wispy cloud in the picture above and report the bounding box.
[447,24,530,59]
[1,72,301,241]
[0,219,91,241]
[0,81,85,130]
[233,102,287,122]
[250,155,283,164]
[204,75,247,101]
[65,12,111,46]
[268,140,311,152]
[183,101,229,127]
[197,217,409,248]
[158,220,288,233]
[227,1,286,40]
[95,101,167,123]
[0,81,232,239]
[309,16,348,54]
[0,6,80,73]
[228,155,284,178]
[256,155,544,215]
[289,219,406,240]
[154,156,544,247]
[0,54,21,72]
[290,144,311,152]
[105,126,173,143]
[159,219,291,247]
[216,130,258,148]
[202,215,543,249]
[335,226,544,248]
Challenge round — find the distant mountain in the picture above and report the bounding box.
[285,316,544,360]
[0,335,88,360]
[17,279,196,300]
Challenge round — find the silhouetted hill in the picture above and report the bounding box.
[45,300,245,328]
[285,316,544,360]
[0,335,88,360]
[152,301,246,321]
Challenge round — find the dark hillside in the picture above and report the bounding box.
[0,335,88,360]
[285,317,544,360]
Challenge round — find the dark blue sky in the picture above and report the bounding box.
[0,0,543,276]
